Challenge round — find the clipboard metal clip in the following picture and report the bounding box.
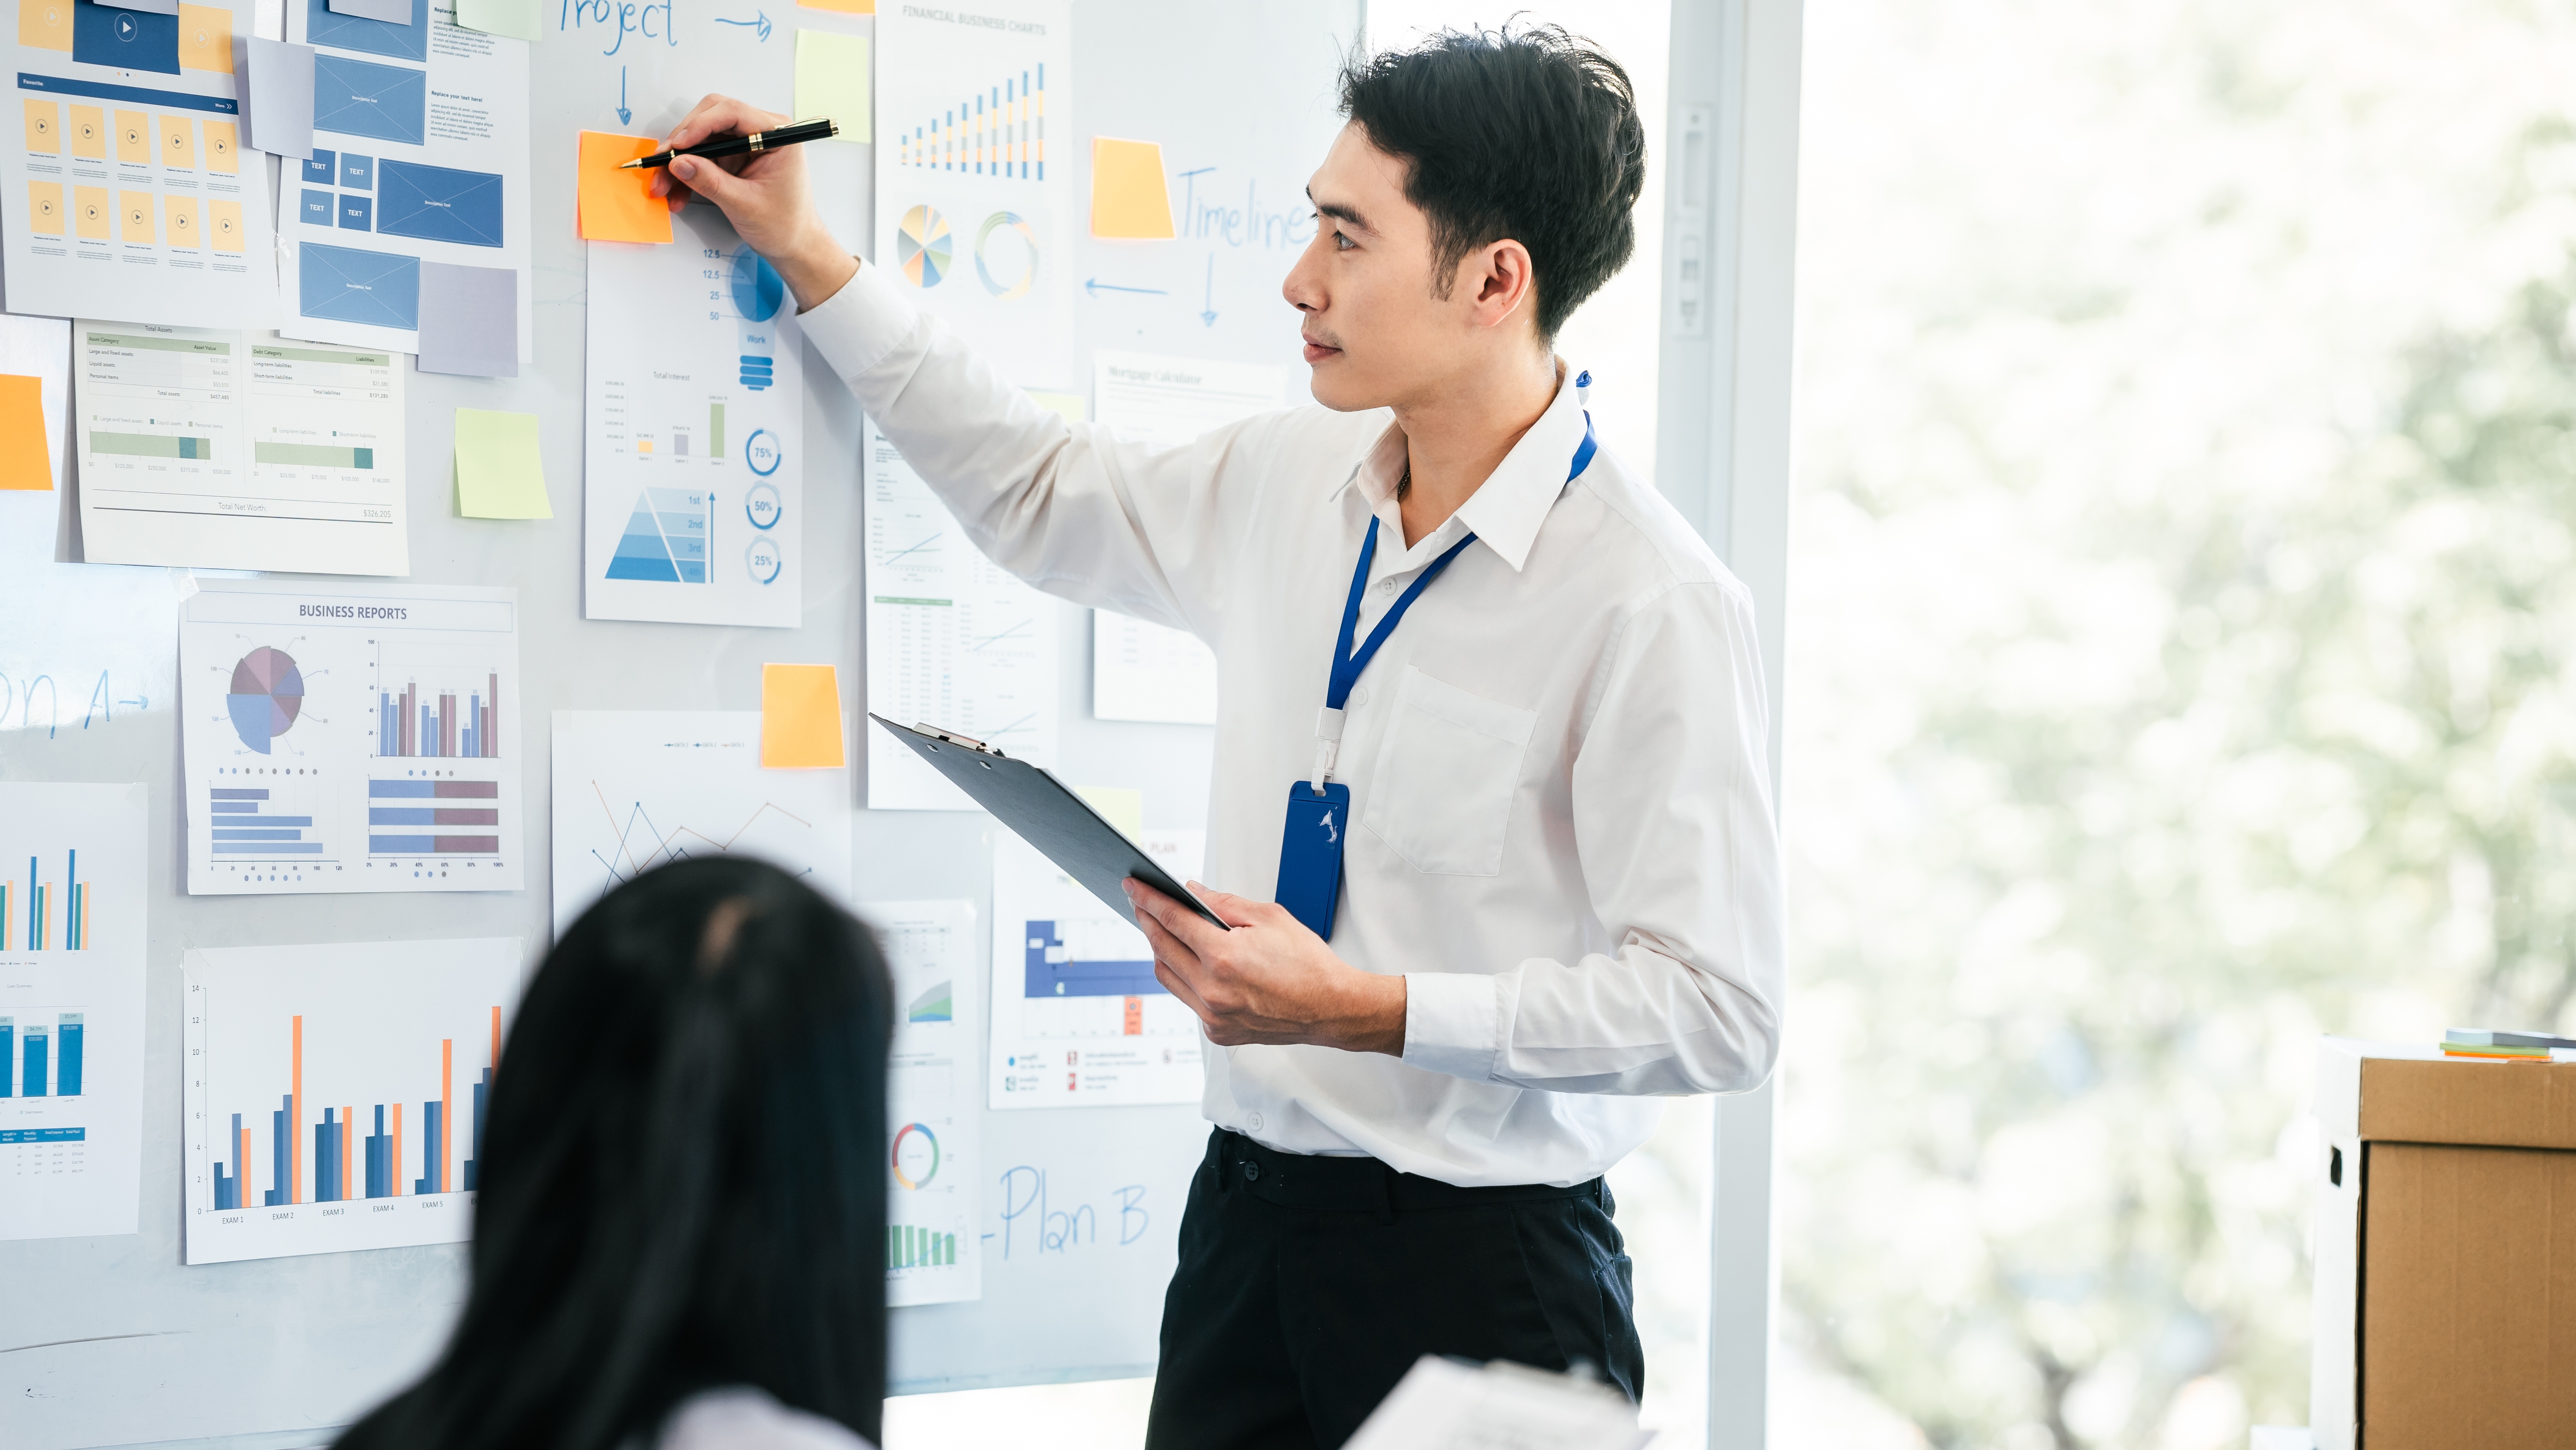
[912,722,1004,757]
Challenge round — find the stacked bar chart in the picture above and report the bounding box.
[897,65,1048,179]
[368,780,501,855]
[378,675,500,758]
[184,938,520,1264]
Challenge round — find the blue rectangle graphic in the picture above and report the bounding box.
[298,241,418,331]
[312,55,425,147]
[374,161,504,248]
[301,188,334,225]
[71,6,179,75]
[338,194,372,230]
[18,70,232,112]
[212,842,325,854]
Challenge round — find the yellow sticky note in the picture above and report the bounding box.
[1076,786,1145,842]
[1027,390,1085,425]
[0,375,52,491]
[177,4,232,72]
[453,408,552,519]
[795,31,871,144]
[577,132,673,244]
[1091,137,1174,239]
[799,0,871,11]
[761,664,846,768]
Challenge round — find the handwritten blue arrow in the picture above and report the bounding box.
[1085,278,1168,299]
[1201,254,1218,327]
[616,66,631,127]
[713,10,772,40]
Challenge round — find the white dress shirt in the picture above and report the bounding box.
[805,262,1784,1188]
[655,1387,873,1450]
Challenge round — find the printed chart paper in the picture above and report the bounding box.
[1088,351,1286,726]
[182,936,524,1264]
[1,0,279,328]
[874,0,1075,388]
[548,711,852,940]
[990,827,1205,1109]
[279,0,531,361]
[181,579,524,895]
[864,898,982,1307]
[0,783,145,1242]
[583,206,804,629]
[864,422,1060,810]
[75,321,405,574]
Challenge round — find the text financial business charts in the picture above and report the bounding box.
[990,828,1204,1109]
[0,0,278,329]
[0,784,145,1242]
[863,899,982,1307]
[874,0,1075,388]
[864,422,1062,810]
[280,0,531,361]
[548,711,852,940]
[181,937,522,1264]
[181,580,525,895]
[75,321,407,575]
[1088,351,1288,725]
[583,206,805,629]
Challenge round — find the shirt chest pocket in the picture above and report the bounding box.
[1359,665,1538,877]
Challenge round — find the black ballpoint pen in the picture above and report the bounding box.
[619,118,841,170]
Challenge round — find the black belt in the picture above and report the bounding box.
[1208,1128,1609,1222]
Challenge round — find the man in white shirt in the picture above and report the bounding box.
[656,23,1782,1450]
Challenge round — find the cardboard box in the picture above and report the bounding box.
[2310,1038,2576,1449]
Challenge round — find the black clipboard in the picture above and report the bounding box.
[869,715,1229,931]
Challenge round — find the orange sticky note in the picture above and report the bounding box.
[578,131,673,244]
[800,0,872,11]
[761,664,845,768]
[1092,137,1174,240]
[0,375,52,490]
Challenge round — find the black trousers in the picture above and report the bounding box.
[1143,1128,1644,1450]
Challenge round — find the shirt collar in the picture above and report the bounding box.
[1332,362,1592,574]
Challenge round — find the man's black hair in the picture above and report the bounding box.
[1339,23,1647,342]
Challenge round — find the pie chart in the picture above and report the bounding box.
[729,248,784,322]
[225,646,304,754]
[897,205,952,289]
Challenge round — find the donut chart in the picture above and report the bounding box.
[897,204,953,289]
[973,211,1038,300]
[891,1121,940,1189]
[224,647,306,755]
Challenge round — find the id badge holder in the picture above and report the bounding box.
[1274,780,1351,939]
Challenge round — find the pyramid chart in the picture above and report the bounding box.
[604,487,711,583]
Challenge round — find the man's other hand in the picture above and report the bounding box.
[650,93,860,313]
[1125,880,1407,1056]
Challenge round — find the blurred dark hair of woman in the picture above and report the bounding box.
[336,856,894,1450]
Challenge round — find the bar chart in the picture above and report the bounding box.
[0,784,145,1241]
[183,936,522,1264]
[990,829,1204,1109]
[3,847,96,951]
[376,673,500,758]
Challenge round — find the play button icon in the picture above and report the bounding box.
[115,12,137,40]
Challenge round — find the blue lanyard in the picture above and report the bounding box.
[1309,413,1597,790]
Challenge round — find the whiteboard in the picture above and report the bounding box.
[0,1,1358,1444]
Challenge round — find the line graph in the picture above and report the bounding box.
[584,782,819,889]
[550,712,851,937]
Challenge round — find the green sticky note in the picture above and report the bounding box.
[456,0,541,41]
[454,408,551,519]
[796,31,872,143]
